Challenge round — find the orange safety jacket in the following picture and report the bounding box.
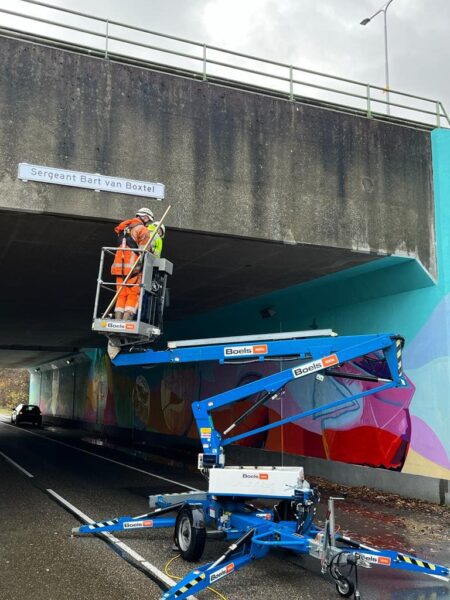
[111,218,150,276]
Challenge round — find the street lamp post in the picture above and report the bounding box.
[361,0,395,115]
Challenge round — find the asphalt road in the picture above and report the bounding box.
[0,417,449,600]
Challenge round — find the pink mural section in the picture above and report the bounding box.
[400,295,450,478]
[197,356,414,470]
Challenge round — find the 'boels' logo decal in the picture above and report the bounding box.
[99,321,135,331]
[292,354,338,379]
[360,553,391,566]
[123,520,153,529]
[224,344,268,357]
[242,472,269,480]
[210,563,234,583]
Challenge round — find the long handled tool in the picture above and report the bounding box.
[102,204,171,318]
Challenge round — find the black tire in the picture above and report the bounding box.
[336,578,355,598]
[175,508,206,562]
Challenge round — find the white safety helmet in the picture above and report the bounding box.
[136,207,154,221]
[154,222,166,238]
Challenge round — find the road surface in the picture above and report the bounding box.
[0,417,448,600]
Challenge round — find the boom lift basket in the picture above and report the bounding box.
[92,247,173,352]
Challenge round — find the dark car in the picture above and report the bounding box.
[11,404,42,427]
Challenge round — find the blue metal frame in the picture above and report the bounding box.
[76,492,449,599]
[76,515,176,535]
[113,333,396,367]
[72,331,449,599]
[160,525,450,600]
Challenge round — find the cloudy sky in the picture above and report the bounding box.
[2,0,450,123]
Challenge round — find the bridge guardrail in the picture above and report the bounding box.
[1,0,448,129]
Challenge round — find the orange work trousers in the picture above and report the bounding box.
[115,275,141,314]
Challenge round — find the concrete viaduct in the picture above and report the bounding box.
[2,23,450,506]
[0,32,436,367]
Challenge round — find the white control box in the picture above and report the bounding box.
[208,466,304,498]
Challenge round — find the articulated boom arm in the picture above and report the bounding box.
[87,330,450,600]
[114,331,405,467]
[193,333,405,466]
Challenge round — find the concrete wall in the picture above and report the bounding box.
[0,34,436,276]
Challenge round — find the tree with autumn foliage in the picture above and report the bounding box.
[0,369,30,410]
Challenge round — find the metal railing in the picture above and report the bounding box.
[1,0,448,128]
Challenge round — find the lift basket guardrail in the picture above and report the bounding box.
[92,247,173,354]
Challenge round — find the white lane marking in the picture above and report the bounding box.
[46,489,198,600]
[0,419,200,492]
[0,450,34,478]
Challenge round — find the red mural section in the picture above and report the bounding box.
[323,426,410,469]
[190,356,414,470]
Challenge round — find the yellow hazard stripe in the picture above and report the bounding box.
[187,573,206,587]
[174,573,206,596]
[397,554,436,570]
[404,556,412,564]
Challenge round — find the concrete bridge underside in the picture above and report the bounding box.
[0,34,437,367]
[0,208,379,367]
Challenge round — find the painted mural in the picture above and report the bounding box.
[31,309,450,480]
[82,312,450,476]
[155,357,409,470]
[35,275,450,479]
[33,339,445,479]
[71,315,447,480]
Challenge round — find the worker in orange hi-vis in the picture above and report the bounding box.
[111,207,153,320]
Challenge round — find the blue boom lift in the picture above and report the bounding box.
[73,329,450,599]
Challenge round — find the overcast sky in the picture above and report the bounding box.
[2,0,450,123]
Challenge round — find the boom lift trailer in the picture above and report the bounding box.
[73,330,450,598]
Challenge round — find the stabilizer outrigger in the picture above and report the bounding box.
[76,329,449,598]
